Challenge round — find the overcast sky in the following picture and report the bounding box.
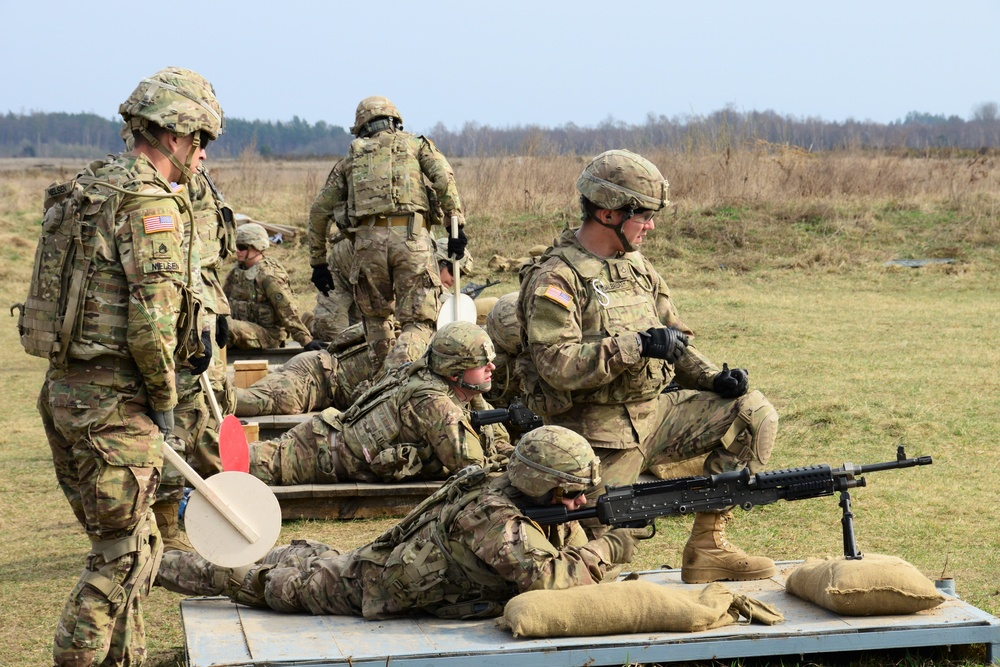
[3,1,998,133]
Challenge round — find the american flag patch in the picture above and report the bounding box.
[542,285,574,310]
[143,214,175,234]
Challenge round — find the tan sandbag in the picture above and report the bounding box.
[496,580,783,638]
[785,554,946,616]
[475,297,499,325]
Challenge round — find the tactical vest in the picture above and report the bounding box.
[191,169,235,315]
[14,158,192,364]
[335,362,450,479]
[226,257,291,330]
[349,132,431,218]
[516,240,670,416]
[374,466,512,619]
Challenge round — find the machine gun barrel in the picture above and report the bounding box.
[524,447,932,559]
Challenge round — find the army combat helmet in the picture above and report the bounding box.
[485,292,520,355]
[235,223,270,252]
[576,149,669,252]
[351,95,403,137]
[427,321,495,392]
[120,67,224,183]
[508,426,601,502]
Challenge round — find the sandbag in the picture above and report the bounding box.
[497,580,783,638]
[785,554,945,616]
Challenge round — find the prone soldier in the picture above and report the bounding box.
[248,321,510,485]
[234,323,372,417]
[158,426,641,619]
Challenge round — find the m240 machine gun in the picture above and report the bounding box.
[525,446,932,560]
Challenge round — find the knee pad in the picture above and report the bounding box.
[720,391,778,474]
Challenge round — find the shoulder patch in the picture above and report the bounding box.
[143,214,175,234]
[540,284,574,310]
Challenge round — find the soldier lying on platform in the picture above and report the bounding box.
[237,285,514,419]
[235,323,371,417]
[247,321,510,485]
[158,426,641,620]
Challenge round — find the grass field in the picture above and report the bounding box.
[1,147,998,667]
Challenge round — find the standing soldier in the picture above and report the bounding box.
[517,149,779,585]
[308,96,467,370]
[18,67,222,667]
[224,222,324,351]
[156,166,238,552]
[307,232,360,341]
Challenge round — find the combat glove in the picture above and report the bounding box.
[638,326,689,363]
[713,363,749,398]
[310,263,335,296]
[447,225,468,262]
[302,339,326,352]
[215,314,229,349]
[188,330,213,375]
[599,528,643,564]
[150,409,175,436]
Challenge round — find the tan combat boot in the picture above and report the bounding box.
[151,499,194,553]
[681,511,775,584]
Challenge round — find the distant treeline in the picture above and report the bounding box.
[3,104,999,159]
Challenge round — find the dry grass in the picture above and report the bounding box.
[1,148,998,667]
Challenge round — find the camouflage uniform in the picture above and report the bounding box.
[235,324,372,417]
[159,429,631,620]
[519,226,778,490]
[248,361,508,484]
[309,233,361,341]
[249,321,510,484]
[160,168,236,505]
[225,254,313,349]
[518,150,778,584]
[29,68,223,667]
[308,96,464,370]
[484,292,523,409]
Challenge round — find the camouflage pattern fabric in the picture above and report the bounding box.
[156,473,624,620]
[517,227,778,497]
[157,539,333,597]
[36,152,190,667]
[224,254,313,349]
[484,292,523,408]
[235,338,372,417]
[248,365,509,485]
[310,235,360,340]
[161,169,235,495]
[307,129,463,370]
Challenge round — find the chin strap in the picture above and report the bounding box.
[594,205,637,253]
[450,377,492,393]
[129,118,198,184]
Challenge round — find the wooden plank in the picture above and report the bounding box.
[182,562,1000,667]
[271,481,441,520]
[228,343,303,366]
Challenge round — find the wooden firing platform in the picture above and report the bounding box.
[271,479,442,520]
[181,562,1000,667]
[227,343,303,366]
[240,412,316,441]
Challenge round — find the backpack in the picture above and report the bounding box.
[13,169,112,363]
[13,162,191,364]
